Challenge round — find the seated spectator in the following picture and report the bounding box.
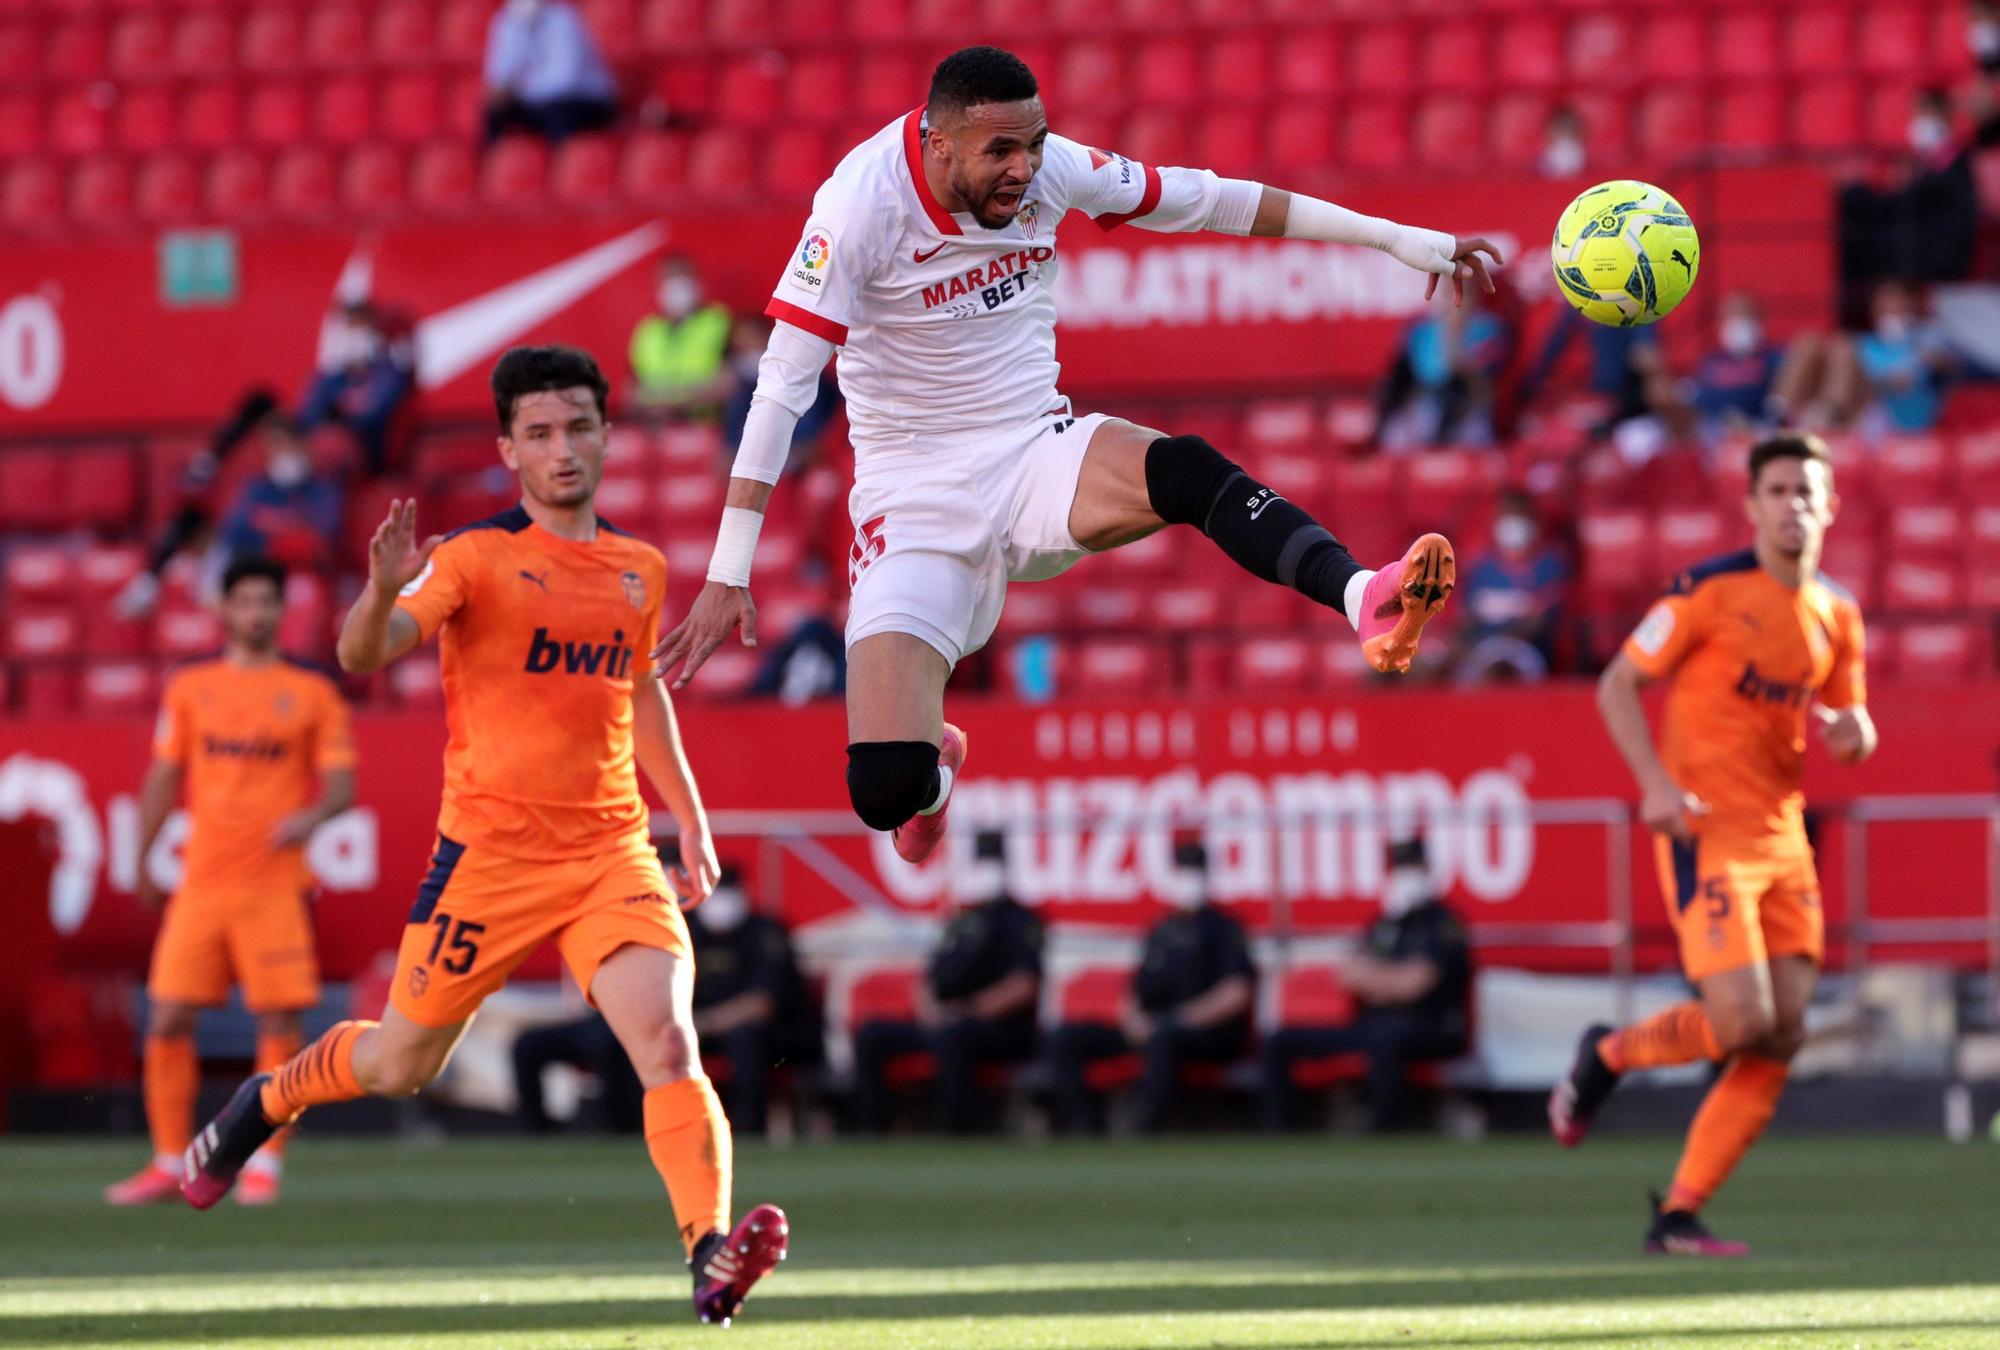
[1454,490,1568,682]
[1045,842,1255,1134]
[1539,104,1587,180]
[483,0,618,145]
[851,832,1043,1134]
[688,869,821,1137]
[748,573,847,705]
[1974,0,2000,75]
[1375,287,1511,451]
[296,298,415,476]
[1260,836,1472,1133]
[722,316,843,472]
[1774,280,1955,433]
[628,257,735,418]
[217,418,343,576]
[1686,292,1783,436]
[511,1012,643,1134]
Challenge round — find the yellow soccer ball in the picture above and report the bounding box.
[1550,179,1700,327]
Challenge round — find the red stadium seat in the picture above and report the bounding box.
[1070,638,1171,698]
[180,81,241,151]
[79,663,157,718]
[77,543,145,609]
[1875,435,1950,501]
[847,0,909,40]
[1713,11,1779,81]
[618,131,687,207]
[1495,16,1562,88]
[1348,25,1415,95]
[1149,583,1226,630]
[1638,14,1705,81]
[845,967,922,1028]
[1490,92,1550,170]
[304,6,369,68]
[445,73,490,139]
[1792,81,1862,150]
[372,0,434,65]
[1961,429,2000,499]
[854,52,921,122]
[579,0,637,51]
[380,72,443,144]
[134,152,199,225]
[1056,41,1123,113]
[1122,108,1187,168]
[783,54,848,123]
[1276,965,1357,1028]
[3,544,75,609]
[1071,585,1147,629]
[339,143,407,216]
[1858,7,1926,78]
[0,93,40,159]
[995,586,1067,637]
[2,159,62,233]
[1887,504,1962,557]
[716,54,783,126]
[246,82,308,149]
[48,87,113,156]
[107,12,168,79]
[437,0,491,61]
[316,76,376,146]
[1414,97,1482,172]
[1566,13,1634,86]
[479,137,549,206]
[1968,505,2000,608]
[686,130,751,195]
[239,7,302,71]
[1712,85,1783,152]
[1892,622,1986,681]
[1577,508,1653,611]
[1784,6,1851,75]
[1653,506,1731,578]
[1275,31,1339,97]
[1267,104,1334,170]
[1881,559,1963,612]
[168,9,233,78]
[5,609,82,662]
[0,21,35,84]
[1342,101,1410,173]
[270,144,336,219]
[1133,38,1199,104]
[48,20,108,82]
[762,129,833,197]
[390,655,445,708]
[1233,635,1311,693]
[204,148,269,221]
[68,156,133,230]
[1635,86,1705,161]
[550,135,618,205]
[1422,20,1486,92]
[1202,33,1269,102]
[908,0,974,37]
[114,86,175,153]
[1057,967,1132,1025]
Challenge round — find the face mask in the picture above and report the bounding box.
[1381,867,1430,919]
[700,885,747,932]
[1973,18,2000,67]
[1876,313,1913,344]
[1909,114,1949,154]
[268,450,310,489]
[1162,867,1205,911]
[660,277,702,319]
[1720,315,1762,356]
[1493,515,1536,553]
[1541,135,1585,178]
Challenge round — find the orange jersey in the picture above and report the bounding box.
[1623,548,1866,837]
[154,658,355,895]
[394,505,669,861]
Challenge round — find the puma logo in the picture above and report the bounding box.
[912,243,947,263]
[1670,248,1694,274]
[518,569,549,591]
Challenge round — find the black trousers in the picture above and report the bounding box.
[1259,1009,1463,1132]
[851,1016,1035,1134]
[484,95,617,146]
[511,1015,643,1134]
[1046,1019,1246,1134]
[705,1020,820,1137]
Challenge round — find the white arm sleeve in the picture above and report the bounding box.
[1281,193,1460,277]
[728,320,835,486]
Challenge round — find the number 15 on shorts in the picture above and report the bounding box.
[426,913,485,975]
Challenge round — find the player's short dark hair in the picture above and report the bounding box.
[1747,431,1832,488]
[927,46,1038,121]
[491,345,610,434]
[221,554,287,597]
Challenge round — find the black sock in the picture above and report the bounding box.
[1144,435,1364,613]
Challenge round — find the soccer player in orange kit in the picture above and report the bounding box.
[106,555,356,1208]
[1549,432,1878,1256]
[181,347,787,1327]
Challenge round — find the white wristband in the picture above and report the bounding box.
[1282,193,1458,277]
[705,507,763,588]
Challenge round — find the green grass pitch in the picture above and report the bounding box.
[4,1134,1998,1347]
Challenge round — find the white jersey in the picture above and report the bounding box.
[763,110,1220,463]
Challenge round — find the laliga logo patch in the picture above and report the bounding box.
[1632,602,1675,656]
[621,569,647,610]
[788,227,834,294]
[399,560,434,597]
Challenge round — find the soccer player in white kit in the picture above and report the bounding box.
[657,47,1502,863]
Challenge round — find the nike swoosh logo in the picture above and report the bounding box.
[398,221,669,391]
[912,244,947,263]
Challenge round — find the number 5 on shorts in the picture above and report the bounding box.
[426,913,486,975]
[1700,878,1731,921]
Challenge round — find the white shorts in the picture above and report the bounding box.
[845,411,1110,666]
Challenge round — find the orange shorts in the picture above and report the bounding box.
[147,887,321,1013]
[389,830,690,1028]
[1656,829,1823,983]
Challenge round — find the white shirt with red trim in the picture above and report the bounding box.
[762,110,1218,462]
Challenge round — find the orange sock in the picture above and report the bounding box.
[1666,1054,1790,1214]
[143,1033,198,1159]
[1601,1001,1723,1073]
[254,1029,305,1157]
[644,1077,733,1257]
[259,1019,375,1126]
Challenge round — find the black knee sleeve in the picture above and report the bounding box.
[846,741,941,832]
[1143,434,1244,530]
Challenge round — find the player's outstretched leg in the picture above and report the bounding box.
[1547,1023,1619,1148]
[844,633,960,863]
[1550,1002,1723,1148]
[182,1072,280,1210]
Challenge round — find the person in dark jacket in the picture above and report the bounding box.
[688,868,820,1137]
[851,831,1042,1133]
[1046,841,1255,1133]
[1261,836,1472,1132]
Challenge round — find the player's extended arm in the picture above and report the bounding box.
[272,767,356,849]
[631,671,721,905]
[1597,652,1708,838]
[1813,702,1879,765]
[134,759,183,911]
[337,498,437,674]
[653,323,831,688]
